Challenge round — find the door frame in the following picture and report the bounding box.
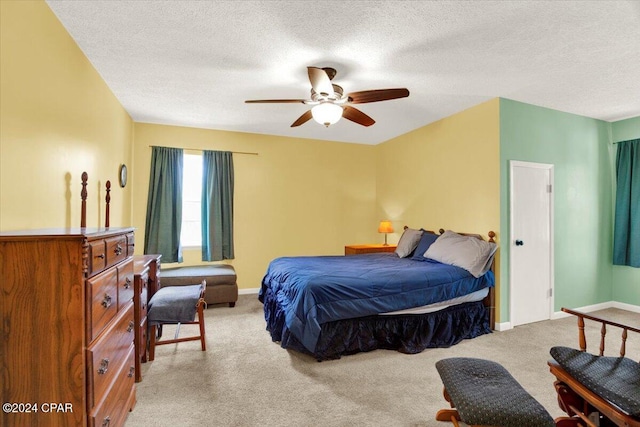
[509,160,555,326]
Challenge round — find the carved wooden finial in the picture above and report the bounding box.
[105,180,111,228]
[81,172,88,228]
[488,231,496,243]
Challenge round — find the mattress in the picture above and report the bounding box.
[380,287,489,316]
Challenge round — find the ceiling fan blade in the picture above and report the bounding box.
[322,67,337,80]
[347,88,410,104]
[307,67,334,97]
[245,99,307,104]
[342,106,375,127]
[291,110,313,127]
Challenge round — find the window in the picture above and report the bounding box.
[180,153,202,247]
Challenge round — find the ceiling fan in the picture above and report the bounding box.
[245,67,410,128]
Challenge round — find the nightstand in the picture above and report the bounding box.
[344,244,397,255]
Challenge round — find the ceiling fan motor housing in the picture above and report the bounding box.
[311,84,344,102]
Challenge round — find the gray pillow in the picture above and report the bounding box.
[394,227,424,258]
[424,230,497,277]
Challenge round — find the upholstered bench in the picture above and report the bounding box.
[160,264,237,307]
[435,357,556,427]
[550,346,640,420]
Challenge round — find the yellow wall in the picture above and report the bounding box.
[132,123,377,289]
[375,99,501,316]
[1,0,500,300]
[0,1,133,231]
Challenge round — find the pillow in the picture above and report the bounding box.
[410,232,439,261]
[394,227,423,258]
[424,230,497,277]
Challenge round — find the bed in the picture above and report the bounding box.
[259,228,497,360]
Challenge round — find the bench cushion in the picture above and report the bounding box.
[436,357,555,427]
[148,284,204,324]
[550,346,640,417]
[161,265,237,306]
[162,265,236,285]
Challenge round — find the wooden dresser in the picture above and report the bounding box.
[0,227,137,427]
[132,254,161,382]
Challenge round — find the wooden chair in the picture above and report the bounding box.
[548,308,640,427]
[147,280,207,361]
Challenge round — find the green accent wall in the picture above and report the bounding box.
[611,116,640,306]
[499,99,614,322]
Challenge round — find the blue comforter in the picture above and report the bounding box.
[259,253,494,353]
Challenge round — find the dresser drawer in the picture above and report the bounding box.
[136,270,149,322]
[89,344,136,427]
[88,239,107,275]
[105,235,127,268]
[117,259,134,311]
[88,234,129,277]
[87,267,119,342]
[87,303,135,410]
[139,285,148,322]
[126,232,135,257]
[135,319,148,382]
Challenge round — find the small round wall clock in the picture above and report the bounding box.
[119,164,128,188]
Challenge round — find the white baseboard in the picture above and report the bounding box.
[611,301,640,313]
[552,301,615,319]
[495,300,640,331]
[494,322,512,331]
[239,287,260,295]
[552,300,640,319]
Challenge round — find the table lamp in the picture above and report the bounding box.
[378,220,394,246]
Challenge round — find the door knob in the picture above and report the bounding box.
[515,240,524,246]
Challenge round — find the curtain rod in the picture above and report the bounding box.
[148,145,258,155]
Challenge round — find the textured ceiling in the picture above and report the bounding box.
[45,0,640,145]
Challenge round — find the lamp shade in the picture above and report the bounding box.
[311,102,343,127]
[378,220,394,233]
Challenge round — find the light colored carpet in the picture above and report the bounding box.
[125,295,638,427]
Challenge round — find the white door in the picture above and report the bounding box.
[510,161,554,327]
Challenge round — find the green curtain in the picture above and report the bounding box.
[144,147,184,262]
[613,139,640,267]
[201,150,234,261]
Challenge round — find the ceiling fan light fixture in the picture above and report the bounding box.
[311,102,343,127]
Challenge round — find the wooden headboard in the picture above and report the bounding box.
[404,225,497,330]
[438,228,496,244]
[402,225,496,244]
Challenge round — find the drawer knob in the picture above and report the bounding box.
[114,244,123,256]
[128,366,135,378]
[102,416,111,427]
[127,321,134,333]
[101,294,112,309]
[97,358,110,375]
[124,277,132,289]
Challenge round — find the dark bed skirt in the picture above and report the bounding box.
[261,288,492,361]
